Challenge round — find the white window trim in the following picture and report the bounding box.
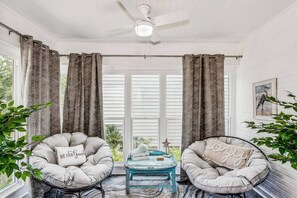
[159,73,166,151]
[0,40,25,197]
[225,66,236,136]
[124,73,132,160]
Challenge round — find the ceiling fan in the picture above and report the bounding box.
[106,0,189,44]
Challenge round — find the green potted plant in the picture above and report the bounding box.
[245,92,297,169]
[105,124,123,161]
[0,100,51,181]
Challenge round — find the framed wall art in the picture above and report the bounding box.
[253,78,277,120]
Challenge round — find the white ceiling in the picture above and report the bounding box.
[1,0,296,43]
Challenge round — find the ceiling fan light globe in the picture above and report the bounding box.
[135,21,153,37]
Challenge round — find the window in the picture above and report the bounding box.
[60,64,68,113]
[0,55,15,192]
[102,73,183,161]
[131,75,160,150]
[166,75,182,161]
[103,75,125,162]
[60,74,67,109]
[0,56,13,102]
[224,74,231,135]
[102,72,233,162]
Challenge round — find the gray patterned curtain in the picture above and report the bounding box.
[20,35,61,198]
[20,35,61,139]
[181,54,225,179]
[62,53,104,138]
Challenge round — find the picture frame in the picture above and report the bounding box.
[253,78,277,120]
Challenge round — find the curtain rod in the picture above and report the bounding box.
[59,54,242,59]
[0,21,23,36]
[0,22,242,59]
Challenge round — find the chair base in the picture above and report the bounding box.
[182,185,247,198]
[44,183,105,198]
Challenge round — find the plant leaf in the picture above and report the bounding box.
[33,171,44,180]
[31,135,45,142]
[8,101,14,106]
[15,171,22,179]
[279,147,285,155]
[5,167,13,177]
[16,127,26,132]
[0,103,7,109]
[23,150,32,156]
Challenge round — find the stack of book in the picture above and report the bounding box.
[131,151,149,161]
[130,144,149,161]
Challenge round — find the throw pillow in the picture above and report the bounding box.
[203,139,253,169]
[56,144,87,167]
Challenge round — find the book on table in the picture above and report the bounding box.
[131,151,149,161]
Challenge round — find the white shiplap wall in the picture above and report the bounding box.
[236,2,297,197]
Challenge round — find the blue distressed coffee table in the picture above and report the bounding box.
[125,150,177,194]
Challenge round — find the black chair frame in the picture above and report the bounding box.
[181,135,270,198]
[43,157,114,198]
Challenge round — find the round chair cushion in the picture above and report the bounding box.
[31,132,113,189]
[181,137,270,194]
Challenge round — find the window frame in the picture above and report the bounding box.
[103,66,182,160]
[103,64,236,161]
[165,74,183,149]
[0,40,24,197]
[224,66,236,136]
[131,74,161,150]
[224,65,236,136]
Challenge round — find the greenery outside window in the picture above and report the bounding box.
[0,55,15,192]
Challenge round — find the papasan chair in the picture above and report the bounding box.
[31,132,114,198]
[181,136,270,198]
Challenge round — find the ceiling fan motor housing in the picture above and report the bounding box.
[138,4,151,19]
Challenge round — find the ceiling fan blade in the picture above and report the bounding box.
[150,30,161,44]
[118,0,145,20]
[153,11,189,27]
[105,25,134,36]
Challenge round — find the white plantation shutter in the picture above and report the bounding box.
[131,75,160,117]
[132,75,160,149]
[102,74,125,162]
[103,74,125,136]
[132,119,159,149]
[101,72,233,161]
[166,75,183,147]
[166,75,183,117]
[224,74,231,135]
[167,119,182,147]
[103,75,125,118]
[104,119,124,134]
